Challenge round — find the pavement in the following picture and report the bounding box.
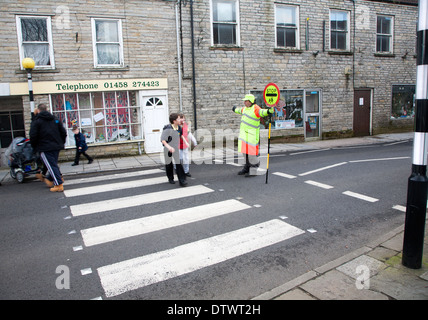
[1,131,427,300]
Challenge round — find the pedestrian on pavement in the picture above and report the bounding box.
[179,113,197,177]
[233,94,274,177]
[161,113,187,187]
[71,125,93,166]
[30,103,67,192]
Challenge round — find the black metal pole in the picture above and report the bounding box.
[402,0,428,269]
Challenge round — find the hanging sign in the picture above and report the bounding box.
[263,82,280,107]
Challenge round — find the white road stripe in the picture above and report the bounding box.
[349,157,410,163]
[273,172,297,179]
[342,191,379,203]
[70,185,214,217]
[298,162,347,176]
[304,180,334,189]
[392,205,406,212]
[64,169,163,186]
[64,176,166,198]
[97,219,305,297]
[81,200,251,247]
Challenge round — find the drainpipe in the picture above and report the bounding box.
[175,1,183,112]
[190,0,197,133]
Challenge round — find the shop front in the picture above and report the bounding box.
[8,78,168,158]
[251,88,322,140]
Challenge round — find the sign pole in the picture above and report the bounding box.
[263,83,280,184]
[402,0,428,269]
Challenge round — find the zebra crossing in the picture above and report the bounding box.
[62,168,305,299]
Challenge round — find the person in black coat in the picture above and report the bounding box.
[71,125,93,166]
[30,103,67,192]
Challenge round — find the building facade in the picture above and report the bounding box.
[0,0,418,164]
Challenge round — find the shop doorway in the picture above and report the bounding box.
[353,89,372,136]
[140,90,168,153]
[304,90,321,139]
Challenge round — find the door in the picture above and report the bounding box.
[353,89,372,137]
[140,90,168,153]
[305,90,321,139]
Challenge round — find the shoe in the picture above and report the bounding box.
[35,173,44,182]
[238,169,248,175]
[88,159,93,164]
[185,172,191,177]
[71,163,79,166]
[179,180,188,187]
[168,179,175,184]
[44,178,54,188]
[50,184,64,192]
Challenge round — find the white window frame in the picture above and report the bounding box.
[210,0,240,46]
[16,15,55,70]
[376,15,394,54]
[275,4,300,49]
[91,18,124,68]
[329,9,350,51]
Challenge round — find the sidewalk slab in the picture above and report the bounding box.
[300,269,389,300]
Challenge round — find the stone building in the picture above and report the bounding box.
[0,0,418,164]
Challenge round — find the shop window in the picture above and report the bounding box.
[391,85,415,119]
[275,4,299,49]
[92,18,124,67]
[211,0,240,46]
[0,111,25,148]
[50,91,141,147]
[376,15,393,53]
[16,15,55,69]
[330,10,350,51]
[250,90,304,130]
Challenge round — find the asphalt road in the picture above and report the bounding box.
[0,140,412,300]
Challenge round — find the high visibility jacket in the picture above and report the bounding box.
[234,104,272,155]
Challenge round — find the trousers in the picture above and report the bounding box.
[40,150,62,186]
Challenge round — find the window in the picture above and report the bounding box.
[50,91,141,147]
[377,16,393,53]
[391,85,415,119]
[330,10,350,50]
[16,16,55,69]
[0,111,25,148]
[211,0,240,46]
[92,18,124,67]
[275,5,299,49]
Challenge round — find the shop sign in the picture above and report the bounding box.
[9,78,168,95]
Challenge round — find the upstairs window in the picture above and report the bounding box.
[92,18,124,68]
[275,5,299,49]
[211,0,240,46]
[16,16,55,69]
[377,15,393,53]
[330,10,350,51]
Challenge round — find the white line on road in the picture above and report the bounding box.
[70,185,214,217]
[273,172,297,179]
[349,156,410,163]
[64,176,166,197]
[304,180,334,189]
[97,219,305,297]
[81,200,251,247]
[392,205,406,212]
[298,162,347,176]
[342,191,379,203]
[64,168,163,185]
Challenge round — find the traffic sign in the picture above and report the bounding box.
[263,83,280,107]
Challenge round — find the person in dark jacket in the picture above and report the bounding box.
[71,125,93,166]
[161,113,187,187]
[30,103,67,192]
